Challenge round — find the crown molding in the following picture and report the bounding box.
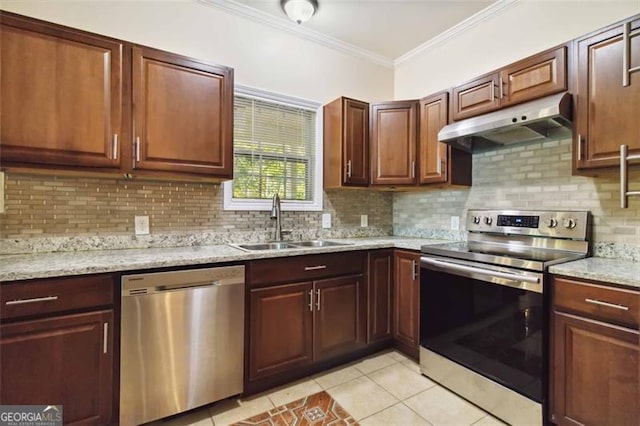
[196,0,395,68]
[394,0,521,66]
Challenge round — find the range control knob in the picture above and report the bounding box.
[484,216,493,225]
[563,218,577,229]
[546,218,558,228]
[473,216,481,224]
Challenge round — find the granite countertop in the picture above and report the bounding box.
[549,257,640,290]
[0,237,447,282]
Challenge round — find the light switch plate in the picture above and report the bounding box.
[450,216,460,231]
[360,214,368,227]
[135,215,150,235]
[321,213,331,229]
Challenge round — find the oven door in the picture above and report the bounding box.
[420,255,545,403]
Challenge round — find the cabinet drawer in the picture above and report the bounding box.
[1,274,114,320]
[553,277,639,329]
[248,251,365,286]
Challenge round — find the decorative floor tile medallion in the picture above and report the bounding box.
[233,390,358,426]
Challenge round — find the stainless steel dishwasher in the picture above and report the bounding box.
[120,265,245,426]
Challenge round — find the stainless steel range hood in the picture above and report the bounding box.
[438,92,572,152]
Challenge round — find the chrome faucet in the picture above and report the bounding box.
[270,193,283,241]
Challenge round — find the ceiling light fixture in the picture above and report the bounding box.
[281,0,318,25]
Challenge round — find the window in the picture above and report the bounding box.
[223,86,323,211]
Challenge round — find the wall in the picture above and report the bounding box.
[394,138,640,260]
[1,0,393,103]
[394,0,640,99]
[1,174,392,254]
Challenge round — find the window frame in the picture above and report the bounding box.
[223,85,323,212]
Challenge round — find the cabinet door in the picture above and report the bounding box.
[249,282,313,381]
[451,73,500,121]
[343,98,370,185]
[394,250,420,359]
[575,17,640,169]
[419,92,449,184]
[371,101,418,185]
[367,250,393,343]
[500,46,567,108]
[314,275,366,361]
[0,310,114,425]
[551,311,639,426]
[132,46,233,177]
[0,14,123,170]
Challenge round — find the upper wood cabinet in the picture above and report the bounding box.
[451,45,568,121]
[323,97,370,187]
[0,13,124,170]
[0,12,234,180]
[418,92,471,186]
[574,16,640,170]
[131,46,233,177]
[370,100,419,185]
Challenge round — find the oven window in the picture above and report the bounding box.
[420,268,544,402]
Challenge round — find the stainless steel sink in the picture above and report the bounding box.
[293,240,350,247]
[234,242,298,251]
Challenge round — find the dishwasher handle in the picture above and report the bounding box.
[157,281,220,292]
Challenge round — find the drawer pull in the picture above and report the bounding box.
[305,265,327,271]
[5,296,58,305]
[585,298,629,311]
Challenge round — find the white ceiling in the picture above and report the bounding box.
[230,0,494,60]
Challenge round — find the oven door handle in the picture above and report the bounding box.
[420,257,540,284]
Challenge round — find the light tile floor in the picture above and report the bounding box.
[146,349,507,426]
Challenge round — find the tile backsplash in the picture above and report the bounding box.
[0,174,392,253]
[394,138,640,260]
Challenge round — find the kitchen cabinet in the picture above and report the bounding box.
[451,45,567,121]
[550,276,639,426]
[131,46,233,177]
[0,12,234,180]
[418,92,471,186]
[0,274,115,425]
[247,252,366,392]
[0,12,124,171]
[323,97,370,187]
[574,15,640,170]
[394,250,420,359]
[367,250,394,343]
[371,100,419,185]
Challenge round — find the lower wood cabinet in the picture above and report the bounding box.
[0,274,115,425]
[394,250,420,359]
[550,276,639,425]
[367,250,394,343]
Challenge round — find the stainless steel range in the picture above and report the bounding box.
[419,209,590,426]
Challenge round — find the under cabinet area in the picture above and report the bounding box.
[574,16,640,171]
[0,274,115,425]
[0,11,234,180]
[246,252,367,393]
[550,276,639,425]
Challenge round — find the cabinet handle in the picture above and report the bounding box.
[103,322,109,354]
[5,296,58,305]
[622,22,640,87]
[585,298,629,311]
[620,144,640,208]
[308,289,314,312]
[577,134,584,161]
[346,160,352,178]
[112,134,118,160]
[411,161,416,179]
[135,137,141,162]
[305,265,327,271]
[316,289,321,311]
[499,76,504,99]
[412,260,418,281]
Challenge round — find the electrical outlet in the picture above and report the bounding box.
[450,216,460,231]
[134,215,150,235]
[360,214,368,227]
[321,213,331,229]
